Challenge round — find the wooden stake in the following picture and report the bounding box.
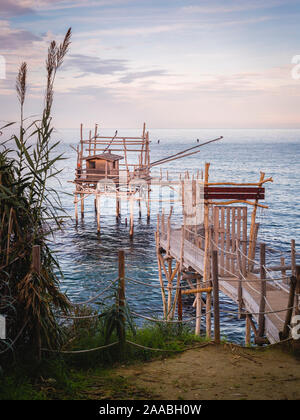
[195,276,202,336]
[96,194,100,233]
[291,239,296,277]
[236,239,244,319]
[147,184,150,223]
[212,250,220,344]
[248,172,265,267]
[129,197,134,239]
[257,243,266,339]
[178,287,182,321]
[75,193,78,225]
[81,193,84,218]
[280,274,297,340]
[245,314,251,346]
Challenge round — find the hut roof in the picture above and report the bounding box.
[85,152,123,162]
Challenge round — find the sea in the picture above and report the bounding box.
[49,128,300,344]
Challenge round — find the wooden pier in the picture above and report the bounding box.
[156,164,300,345]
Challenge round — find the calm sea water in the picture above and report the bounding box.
[50,128,300,343]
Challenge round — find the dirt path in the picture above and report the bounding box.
[109,343,300,400]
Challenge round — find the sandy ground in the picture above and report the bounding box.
[110,343,300,400]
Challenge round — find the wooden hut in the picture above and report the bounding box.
[85,152,123,181]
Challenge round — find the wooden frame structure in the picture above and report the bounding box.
[72,123,151,236]
[155,163,285,343]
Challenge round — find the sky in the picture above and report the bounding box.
[1,0,300,129]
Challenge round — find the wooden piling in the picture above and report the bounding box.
[257,243,266,340]
[75,194,78,224]
[195,276,202,336]
[81,194,84,218]
[245,314,251,346]
[129,197,134,239]
[280,273,297,340]
[147,184,150,223]
[96,194,100,233]
[248,172,265,267]
[212,250,220,344]
[291,239,296,277]
[116,193,120,221]
[178,287,183,321]
[236,240,244,319]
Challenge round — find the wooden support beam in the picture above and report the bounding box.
[280,274,297,340]
[212,250,220,344]
[75,193,78,224]
[96,194,100,233]
[257,243,266,340]
[81,193,84,218]
[245,314,251,346]
[236,240,244,319]
[248,172,265,266]
[182,287,213,295]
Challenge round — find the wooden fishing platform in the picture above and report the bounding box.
[155,163,300,345]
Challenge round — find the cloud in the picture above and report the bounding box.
[0,0,34,16]
[181,0,291,14]
[64,54,128,76]
[0,20,41,50]
[119,69,168,84]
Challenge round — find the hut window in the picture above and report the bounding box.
[113,161,116,169]
[89,161,96,169]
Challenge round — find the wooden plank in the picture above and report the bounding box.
[205,187,265,193]
[225,207,231,275]
[204,193,264,200]
[220,207,225,276]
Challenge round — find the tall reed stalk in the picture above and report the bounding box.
[0,28,72,360]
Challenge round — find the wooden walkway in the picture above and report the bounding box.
[159,227,291,344]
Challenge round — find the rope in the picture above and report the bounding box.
[220,306,295,316]
[58,313,103,320]
[125,276,209,290]
[126,340,210,353]
[42,341,118,354]
[130,310,213,324]
[69,277,119,306]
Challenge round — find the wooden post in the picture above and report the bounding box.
[257,243,266,340]
[291,239,296,277]
[129,197,134,240]
[156,216,167,317]
[245,314,251,346]
[118,250,125,352]
[203,163,211,283]
[248,222,259,272]
[75,193,78,225]
[138,194,142,219]
[96,194,100,233]
[236,240,244,319]
[81,194,84,218]
[195,276,202,336]
[296,266,300,316]
[147,184,151,223]
[178,288,182,321]
[116,193,120,222]
[212,250,220,344]
[280,274,297,340]
[248,172,265,266]
[32,245,41,361]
